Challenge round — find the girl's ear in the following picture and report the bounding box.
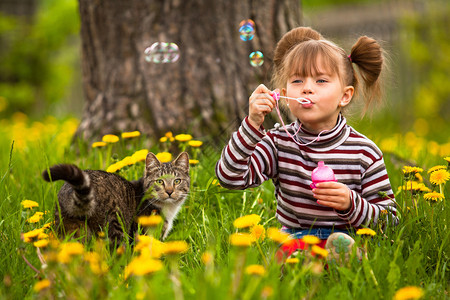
[281,88,287,96]
[339,86,354,107]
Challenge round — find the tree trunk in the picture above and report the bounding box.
[75,0,301,144]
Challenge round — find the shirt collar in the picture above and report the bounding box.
[292,114,350,151]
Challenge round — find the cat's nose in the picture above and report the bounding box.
[166,188,174,196]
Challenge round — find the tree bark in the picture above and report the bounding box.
[75,0,301,144]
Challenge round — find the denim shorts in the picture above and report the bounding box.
[281,226,349,240]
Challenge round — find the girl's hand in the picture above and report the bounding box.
[312,182,351,212]
[248,84,277,129]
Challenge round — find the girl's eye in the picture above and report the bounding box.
[174,179,181,185]
[156,179,164,185]
[317,79,327,83]
[292,79,303,84]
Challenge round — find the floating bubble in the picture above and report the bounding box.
[239,19,255,42]
[239,24,255,41]
[249,51,264,67]
[144,42,180,63]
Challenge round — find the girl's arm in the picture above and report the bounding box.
[336,156,398,228]
[215,116,277,190]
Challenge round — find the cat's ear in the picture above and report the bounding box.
[173,152,189,171]
[145,152,161,170]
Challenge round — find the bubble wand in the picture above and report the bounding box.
[272,91,328,146]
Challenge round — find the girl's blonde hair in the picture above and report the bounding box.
[271,27,385,115]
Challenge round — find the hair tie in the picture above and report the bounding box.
[348,54,352,63]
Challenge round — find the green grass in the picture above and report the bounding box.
[0,118,449,299]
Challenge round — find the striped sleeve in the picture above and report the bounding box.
[337,155,398,228]
[215,117,277,189]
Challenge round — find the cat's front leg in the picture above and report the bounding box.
[160,219,173,241]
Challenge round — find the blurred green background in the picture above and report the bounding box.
[0,0,449,157]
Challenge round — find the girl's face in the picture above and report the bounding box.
[282,56,354,133]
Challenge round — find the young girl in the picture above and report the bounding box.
[215,27,397,261]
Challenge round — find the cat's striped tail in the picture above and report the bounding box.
[42,164,91,199]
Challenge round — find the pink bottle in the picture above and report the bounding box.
[310,161,336,189]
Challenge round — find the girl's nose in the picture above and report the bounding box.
[302,79,314,94]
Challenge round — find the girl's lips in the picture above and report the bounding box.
[300,98,314,107]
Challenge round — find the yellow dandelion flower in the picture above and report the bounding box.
[124,257,163,278]
[27,211,44,223]
[120,156,136,166]
[121,131,141,139]
[302,235,320,245]
[37,232,48,240]
[106,162,124,173]
[92,141,107,148]
[84,252,109,275]
[285,257,300,264]
[163,240,189,255]
[245,264,266,276]
[201,251,213,265]
[398,181,424,192]
[42,222,52,229]
[33,239,49,248]
[394,286,424,300]
[21,200,39,209]
[160,137,168,143]
[311,245,329,258]
[165,132,174,139]
[229,233,254,247]
[102,134,119,143]
[429,169,450,185]
[267,227,291,244]
[137,215,162,227]
[414,173,423,182]
[419,185,431,193]
[33,279,51,292]
[132,149,149,162]
[444,157,450,163]
[188,140,203,147]
[427,165,446,174]
[135,236,164,258]
[356,228,376,236]
[57,242,85,264]
[189,159,199,165]
[233,214,261,229]
[402,166,423,175]
[423,192,444,202]
[175,134,193,142]
[156,152,172,163]
[22,228,45,242]
[116,245,125,255]
[250,224,266,241]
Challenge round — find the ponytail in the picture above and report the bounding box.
[349,36,384,114]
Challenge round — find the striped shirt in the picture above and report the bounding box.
[216,114,397,230]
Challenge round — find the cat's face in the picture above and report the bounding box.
[143,152,190,206]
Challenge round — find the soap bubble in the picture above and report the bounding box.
[144,42,180,63]
[239,24,255,41]
[249,51,264,67]
[239,19,255,41]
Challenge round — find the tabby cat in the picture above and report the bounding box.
[42,152,190,244]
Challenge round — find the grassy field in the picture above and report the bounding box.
[0,114,449,299]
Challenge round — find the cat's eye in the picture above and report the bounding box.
[174,179,181,185]
[156,179,164,185]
